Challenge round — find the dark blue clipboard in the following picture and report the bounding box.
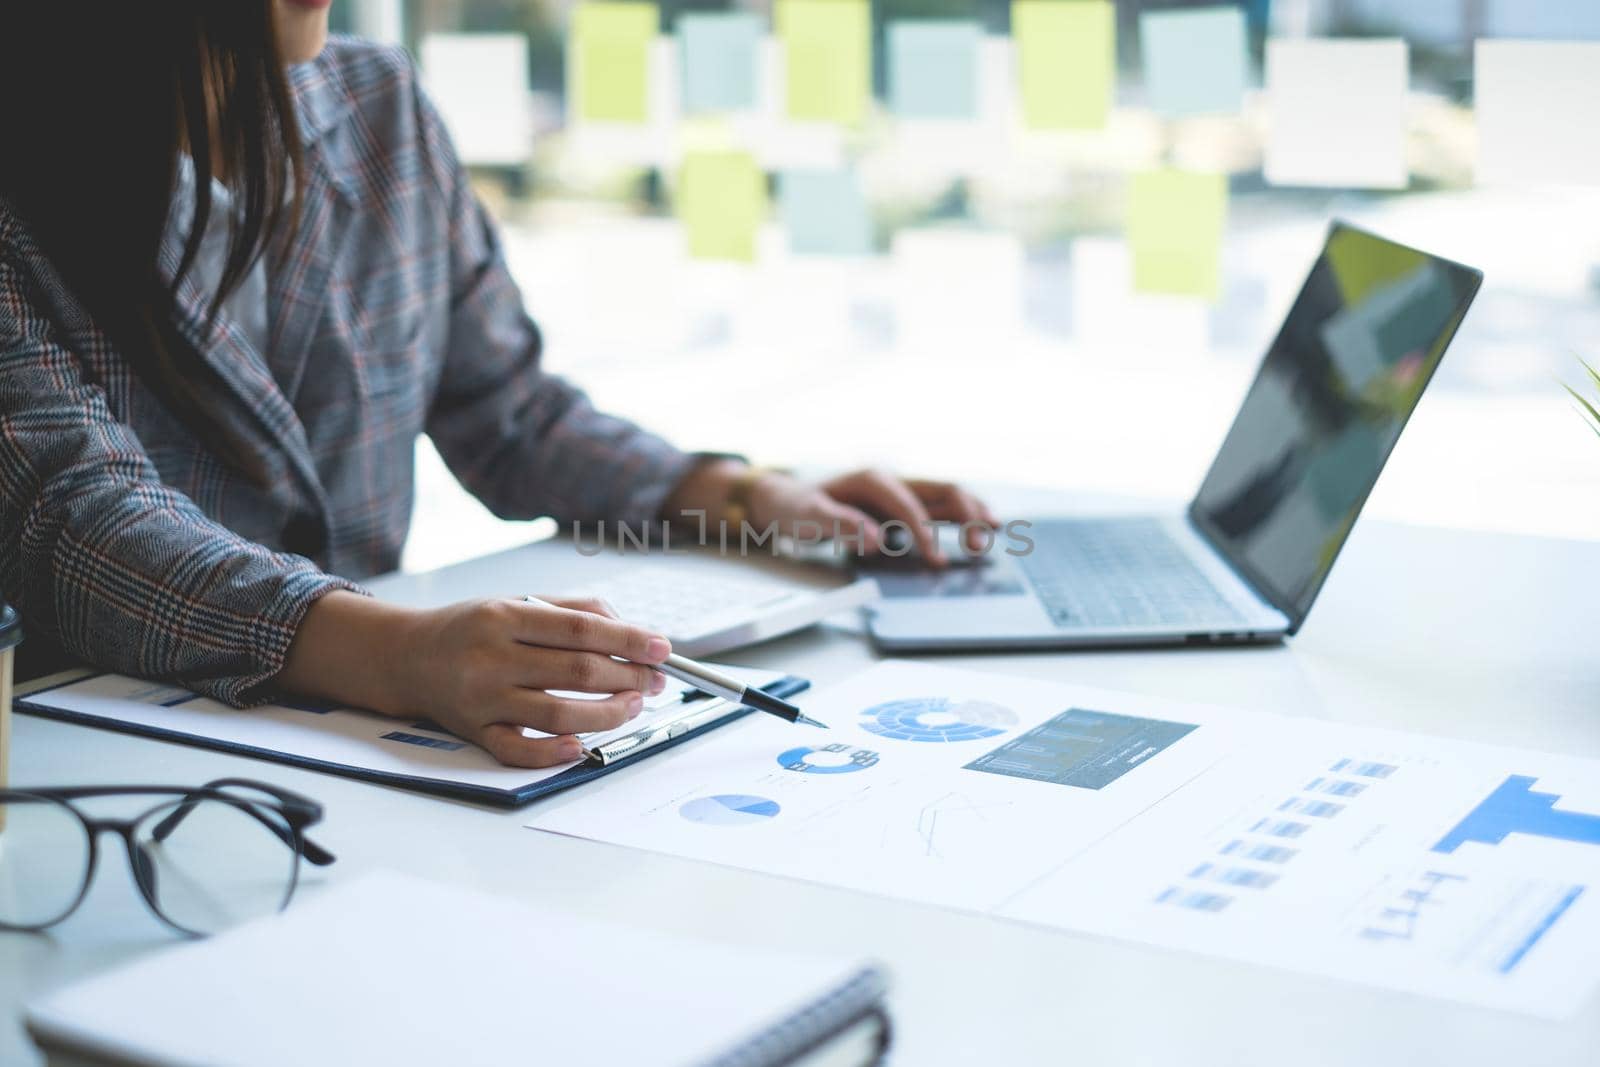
[18,673,810,809]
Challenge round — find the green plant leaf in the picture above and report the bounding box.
[1565,383,1600,439]
[1583,358,1600,394]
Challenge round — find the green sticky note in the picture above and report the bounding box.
[777,0,871,124]
[572,3,657,123]
[679,151,767,262]
[1013,0,1115,130]
[1126,169,1228,300]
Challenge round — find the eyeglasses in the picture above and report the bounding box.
[0,778,335,937]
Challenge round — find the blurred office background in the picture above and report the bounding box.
[327,0,1600,571]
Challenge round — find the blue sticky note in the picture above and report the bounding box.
[1140,6,1248,117]
[779,170,873,256]
[679,12,762,113]
[888,21,982,119]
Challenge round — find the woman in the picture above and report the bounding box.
[0,1,994,767]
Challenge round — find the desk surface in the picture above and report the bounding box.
[5,505,1599,1066]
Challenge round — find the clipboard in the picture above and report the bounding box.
[17,669,810,808]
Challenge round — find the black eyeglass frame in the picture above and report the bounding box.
[0,778,336,937]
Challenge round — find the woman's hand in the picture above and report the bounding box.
[280,592,671,768]
[747,469,999,564]
[663,459,998,565]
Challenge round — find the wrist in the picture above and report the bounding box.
[279,590,421,719]
[737,468,800,531]
[661,457,749,526]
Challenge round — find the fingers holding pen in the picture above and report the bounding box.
[515,595,672,664]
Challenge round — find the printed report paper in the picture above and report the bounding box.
[529,661,1600,1017]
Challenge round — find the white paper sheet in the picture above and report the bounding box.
[530,661,1600,1017]
[1264,38,1408,189]
[532,661,1255,911]
[1475,40,1600,186]
[1001,718,1600,1018]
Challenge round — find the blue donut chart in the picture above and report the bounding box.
[860,697,1018,743]
[777,743,880,774]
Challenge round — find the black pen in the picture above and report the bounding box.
[520,595,827,728]
[657,654,828,729]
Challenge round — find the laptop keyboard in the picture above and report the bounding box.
[1016,518,1246,629]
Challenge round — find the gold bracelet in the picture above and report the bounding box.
[722,465,779,528]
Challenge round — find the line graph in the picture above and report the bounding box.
[914,792,1015,858]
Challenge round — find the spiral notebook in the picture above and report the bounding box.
[25,871,891,1067]
[18,666,809,807]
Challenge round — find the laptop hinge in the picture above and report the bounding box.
[1183,504,1301,632]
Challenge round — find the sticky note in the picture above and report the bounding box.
[893,227,1026,345]
[1012,0,1115,130]
[779,169,873,255]
[1140,6,1248,117]
[1475,40,1600,186]
[420,34,534,166]
[571,2,658,123]
[777,0,871,124]
[888,21,982,120]
[678,151,767,262]
[679,13,762,114]
[1264,39,1407,189]
[1126,169,1228,300]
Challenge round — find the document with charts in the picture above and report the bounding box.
[528,661,1600,1018]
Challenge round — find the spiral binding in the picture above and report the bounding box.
[705,965,891,1067]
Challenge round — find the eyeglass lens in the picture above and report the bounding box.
[0,794,93,929]
[133,798,300,936]
[0,793,302,936]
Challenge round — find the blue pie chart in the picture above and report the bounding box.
[680,794,782,826]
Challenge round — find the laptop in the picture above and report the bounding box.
[865,221,1483,652]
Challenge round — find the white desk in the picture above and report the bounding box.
[5,506,1599,1066]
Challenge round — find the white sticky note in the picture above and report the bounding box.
[893,227,1025,349]
[420,34,534,167]
[1475,40,1600,186]
[1070,236,1209,358]
[1264,38,1408,189]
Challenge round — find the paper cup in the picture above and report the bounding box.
[0,603,22,824]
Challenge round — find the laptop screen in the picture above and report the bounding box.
[1189,222,1482,631]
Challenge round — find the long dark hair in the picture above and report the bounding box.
[0,2,304,478]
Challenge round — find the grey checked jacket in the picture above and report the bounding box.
[0,39,695,703]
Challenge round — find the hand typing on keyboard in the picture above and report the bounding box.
[661,463,999,566]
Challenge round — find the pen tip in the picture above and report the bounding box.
[798,714,830,729]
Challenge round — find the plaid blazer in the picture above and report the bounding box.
[0,38,694,704]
